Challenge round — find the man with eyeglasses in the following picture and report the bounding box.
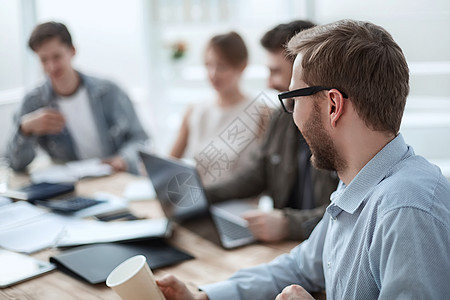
[157,19,450,299]
[204,20,339,243]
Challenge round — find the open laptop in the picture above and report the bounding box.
[139,151,256,249]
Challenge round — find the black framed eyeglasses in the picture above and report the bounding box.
[278,86,348,113]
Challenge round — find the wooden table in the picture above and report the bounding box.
[0,173,299,300]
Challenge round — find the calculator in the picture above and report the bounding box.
[34,196,105,213]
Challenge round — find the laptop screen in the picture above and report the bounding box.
[139,151,209,222]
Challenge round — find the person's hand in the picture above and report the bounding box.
[242,209,289,242]
[156,274,208,300]
[20,108,65,136]
[102,156,128,172]
[275,284,315,300]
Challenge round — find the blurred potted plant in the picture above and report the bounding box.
[166,40,188,80]
[171,40,187,61]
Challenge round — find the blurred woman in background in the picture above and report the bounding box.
[170,31,270,186]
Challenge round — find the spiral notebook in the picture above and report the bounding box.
[50,239,194,284]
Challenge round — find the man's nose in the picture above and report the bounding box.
[45,60,57,73]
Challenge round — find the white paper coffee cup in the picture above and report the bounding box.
[106,255,165,300]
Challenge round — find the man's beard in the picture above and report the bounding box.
[302,102,345,172]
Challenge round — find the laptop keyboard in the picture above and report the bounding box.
[213,214,253,240]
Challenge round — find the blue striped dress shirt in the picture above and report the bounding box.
[201,134,450,299]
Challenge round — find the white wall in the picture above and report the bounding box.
[0,1,24,91]
[0,0,156,155]
[0,102,20,157]
[311,0,450,177]
[313,0,450,97]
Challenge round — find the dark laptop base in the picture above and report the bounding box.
[138,151,255,249]
[177,213,223,247]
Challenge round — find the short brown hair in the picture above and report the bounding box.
[261,20,315,60]
[287,19,409,134]
[206,31,248,68]
[29,22,73,51]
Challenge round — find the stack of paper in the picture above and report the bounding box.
[0,201,171,253]
[0,202,72,253]
[56,218,171,247]
[30,158,112,183]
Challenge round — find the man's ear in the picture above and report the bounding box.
[328,89,345,128]
[237,60,247,73]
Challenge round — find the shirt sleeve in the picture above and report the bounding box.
[6,94,41,171]
[283,204,327,240]
[369,207,450,299]
[6,125,38,171]
[204,109,285,203]
[103,84,149,174]
[204,148,266,203]
[200,217,328,300]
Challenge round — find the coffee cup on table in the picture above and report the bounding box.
[106,255,165,300]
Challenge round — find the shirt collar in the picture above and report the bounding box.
[330,133,411,215]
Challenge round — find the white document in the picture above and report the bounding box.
[65,159,112,178]
[0,196,11,207]
[0,202,75,253]
[0,201,47,230]
[30,165,77,183]
[0,201,166,253]
[56,218,171,247]
[30,158,112,183]
[122,179,156,201]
